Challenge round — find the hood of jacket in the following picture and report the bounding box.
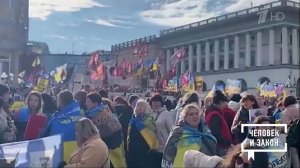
[153,106,168,114]
[205,104,221,114]
[228,101,241,112]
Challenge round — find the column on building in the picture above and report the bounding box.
[205,41,210,71]
[166,49,171,71]
[292,28,299,65]
[224,38,229,70]
[269,29,275,65]
[256,31,262,66]
[196,43,201,72]
[181,47,185,74]
[245,33,251,67]
[281,26,288,64]
[214,39,220,71]
[174,48,179,74]
[188,44,193,72]
[234,35,240,69]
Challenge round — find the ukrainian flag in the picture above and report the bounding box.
[32,57,41,67]
[42,101,81,161]
[109,142,127,168]
[127,113,159,151]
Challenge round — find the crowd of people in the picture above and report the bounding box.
[0,83,299,168]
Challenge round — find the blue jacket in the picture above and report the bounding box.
[44,101,81,142]
[16,107,30,122]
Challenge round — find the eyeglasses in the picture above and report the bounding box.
[235,154,250,168]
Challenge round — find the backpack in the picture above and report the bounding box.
[286,119,300,148]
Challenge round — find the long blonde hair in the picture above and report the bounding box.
[178,103,201,125]
[134,99,152,115]
[76,118,99,147]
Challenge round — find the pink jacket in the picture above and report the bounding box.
[282,105,299,124]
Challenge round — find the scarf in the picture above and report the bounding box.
[85,104,106,118]
[162,124,217,168]
[128,113,159,150]
[86,104,126,168]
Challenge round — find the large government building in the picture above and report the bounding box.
[112,0,300,95]
[0,0,29,84]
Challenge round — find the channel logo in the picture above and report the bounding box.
[241,124,287,160]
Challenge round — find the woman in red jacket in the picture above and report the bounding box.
[205,90,233,155]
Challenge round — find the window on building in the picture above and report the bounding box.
[193,45,197,56]
[280,48,282,63]
[201,61,205,72]
[289,51,292,64]
[251,51,256,66]
[193,62,197,72]
[220,60,224,70]
[280,33,282,43]
[210,43,214,53]
[220,43,224,52]
[229,41,234,50]
[289,34,292,45]
[240,52,245,59]
[229,59,234,69]
[201,45,205,55]
[210,61,214,70]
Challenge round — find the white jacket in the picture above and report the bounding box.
[153,107,174,153]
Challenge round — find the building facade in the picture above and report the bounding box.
[160,0,299,92]
[110,0,299,95]
[41,50,112,73]
[0,0,29,84]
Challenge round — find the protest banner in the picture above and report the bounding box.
[182,83,195,92]
[249,108,268,122]
[260,84,277,97]
[0,135,63,168]
[225,79,242,95]
[166,77,178,92]
[37,77,49,90]
[195,75,203,92]
[207,83,225,97]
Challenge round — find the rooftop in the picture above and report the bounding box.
[160,0,299,36]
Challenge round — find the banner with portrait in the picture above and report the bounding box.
[0,135,63,168]
[195,75,203,92]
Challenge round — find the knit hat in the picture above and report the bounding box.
[184,150,223,168]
